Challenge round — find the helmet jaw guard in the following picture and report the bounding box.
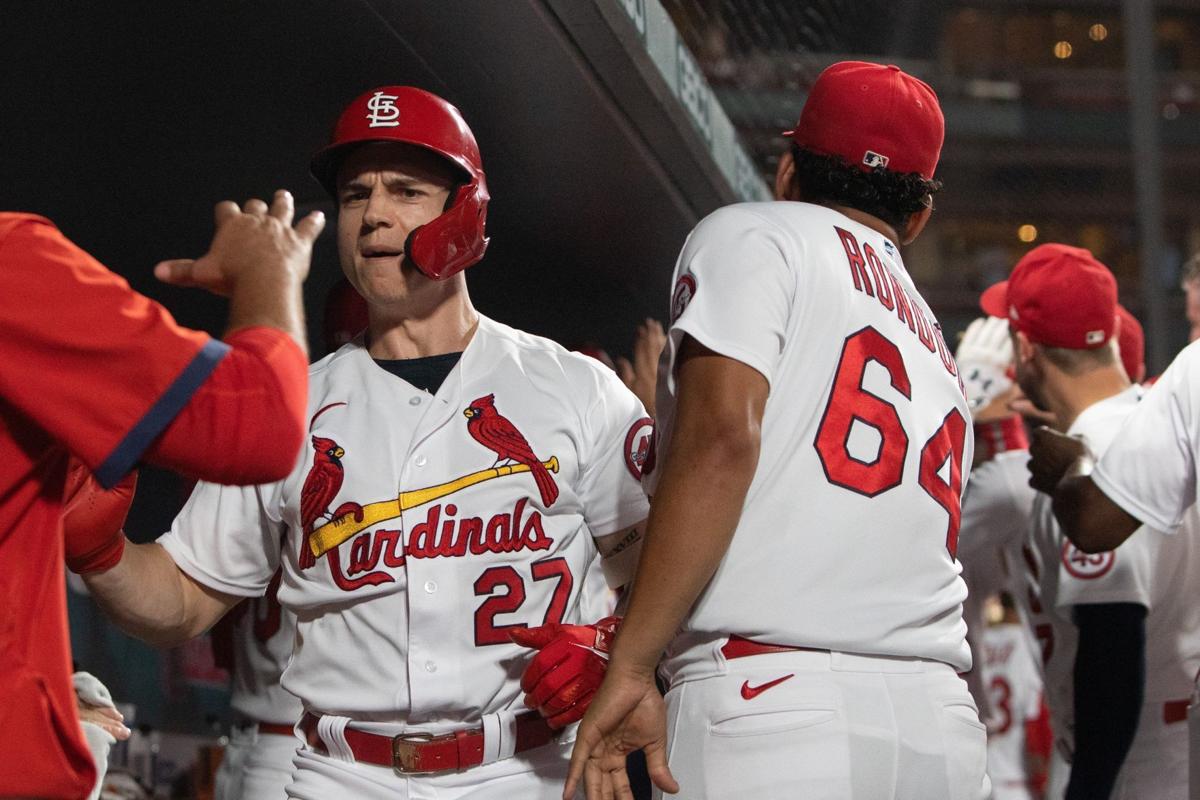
[404,179,490,281]
[312,86,490,281]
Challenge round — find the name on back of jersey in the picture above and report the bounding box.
[834,225,959,381]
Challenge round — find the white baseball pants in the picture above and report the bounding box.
[659,648,991,800]
[214,724,298,800]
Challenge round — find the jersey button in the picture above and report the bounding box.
[415,454,428,467]
[425,661,437,673]
[409,396,422,406]
[424,580,437,594]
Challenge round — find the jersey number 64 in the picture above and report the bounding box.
[814,326,967,557]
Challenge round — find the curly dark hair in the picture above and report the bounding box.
[790,144,943,230]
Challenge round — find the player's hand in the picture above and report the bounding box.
[564,662,678,800]
[511,616,620,729]
[617,319,667,416]
[74,672,130,742]
[154,191,325,296]
[62,458,136,574]
[955,317,1013,418]
[1028,427,1089,495]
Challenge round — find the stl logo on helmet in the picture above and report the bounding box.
[365,90,401,128]
[1061,541,1115,580]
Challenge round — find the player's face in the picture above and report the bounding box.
[1010,331,1049,412]
[335,143,458,307]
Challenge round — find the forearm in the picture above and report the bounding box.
[1066,603,1145,800]
[226,268,308,356]
[610,430,759,672]
[82,540,235,647]
[1054,474,1141,553]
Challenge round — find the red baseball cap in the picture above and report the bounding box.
[1116,305,1145,382]
[980,243,1118,350]
[786,61,944,180]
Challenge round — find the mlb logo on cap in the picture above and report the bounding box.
[863,151,890,169]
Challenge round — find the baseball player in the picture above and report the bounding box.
[0,194,322,799]
[987,243,1200,799]
[209,279,385,800]
[1033,342,1200,800]
[981,594,1049,800]
[953,316,1032,697]
[72,86,651,800]
[210,568,303,800]
[567,61,988,800]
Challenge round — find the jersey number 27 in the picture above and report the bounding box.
[814,326,967,557]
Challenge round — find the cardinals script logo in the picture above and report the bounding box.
[299,396,562,573]
[464,394,559,507]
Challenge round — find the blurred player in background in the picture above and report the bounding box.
[982,593,1050,800]
[989,243,1200,800]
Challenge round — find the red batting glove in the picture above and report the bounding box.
[509,616,620,729]
[62,458,137,574]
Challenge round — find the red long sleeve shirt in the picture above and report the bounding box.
[0,213,306,798]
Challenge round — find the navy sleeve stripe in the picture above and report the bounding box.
[95,338,231,488]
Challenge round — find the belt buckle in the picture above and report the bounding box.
[392,731,436,774]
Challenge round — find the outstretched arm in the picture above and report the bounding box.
[565,337,768,800]
[82,540,240,648]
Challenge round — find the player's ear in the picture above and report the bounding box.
[1013,331,1036,365]
[900,203,933,245]
[774,149,799,201]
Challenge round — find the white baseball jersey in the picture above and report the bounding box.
[958,450,1039,722]
[648,202,973,678]
[1092,339,1200,534]
[159,316,650,722]
[982,622,1044,797]
[959,450,1036,585]
[225,568,303,725]
[1024,385,1200,759]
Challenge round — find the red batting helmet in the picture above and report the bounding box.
[310,86,490,281]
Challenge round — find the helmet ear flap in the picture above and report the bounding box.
[404,179,490,281]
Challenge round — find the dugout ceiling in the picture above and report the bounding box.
[0,0,744,360]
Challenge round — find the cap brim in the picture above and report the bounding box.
[980,281,1009,318]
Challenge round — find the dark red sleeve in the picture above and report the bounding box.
[0,215,221,487]
[146,326,307,485]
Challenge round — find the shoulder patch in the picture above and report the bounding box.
[1060,540,1115,580]
[624,417,656,480]
[671,273,697,323]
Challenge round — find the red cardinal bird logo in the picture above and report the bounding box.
[464,394,559,507]
[298,436,348,569]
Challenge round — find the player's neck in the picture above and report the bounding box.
[1046,367,1131,431]
[365,288,479,360]
[827,204,900,247]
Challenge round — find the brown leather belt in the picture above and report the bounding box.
[721,635,824,660]
[299,711,558,774]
